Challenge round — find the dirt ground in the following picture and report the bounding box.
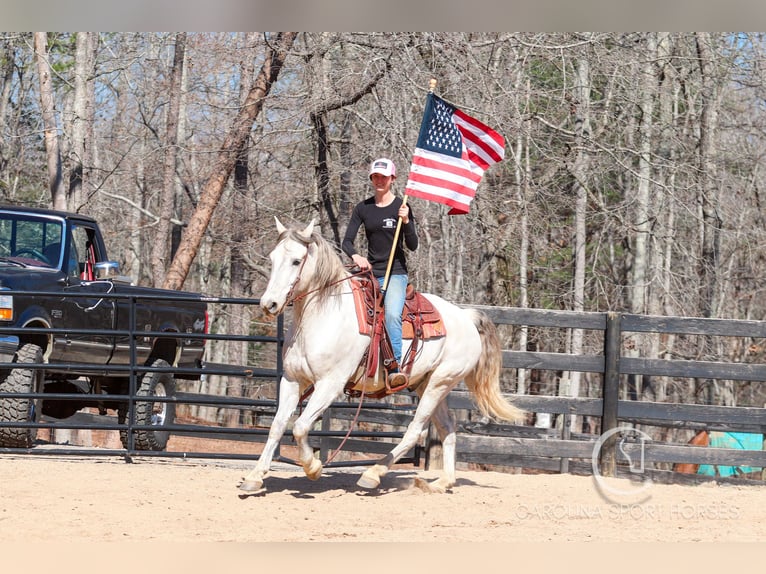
[1,443,764,545]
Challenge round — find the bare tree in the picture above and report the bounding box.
[67,32,98,213]
[565,56,591,429]
[302,33,392,244]
[33,32,65,210]
[695,32,722,321]
[162,32,298,291]
[0,37,17,192]
[221,32,260,428]
[151,32,186,287]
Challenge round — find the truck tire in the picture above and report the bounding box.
[119,358,176,451]
[0,343,43,448]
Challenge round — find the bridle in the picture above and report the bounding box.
[282,241,309,307]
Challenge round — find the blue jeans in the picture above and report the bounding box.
[378,274,408,368]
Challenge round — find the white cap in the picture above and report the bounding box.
[369,158,396,179]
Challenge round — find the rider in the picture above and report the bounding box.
[341,158,419,388]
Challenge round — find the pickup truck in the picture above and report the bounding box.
[0,205,208,451]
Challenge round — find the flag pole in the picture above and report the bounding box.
[381,78,437,294]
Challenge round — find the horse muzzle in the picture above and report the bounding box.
[260,297,284,315]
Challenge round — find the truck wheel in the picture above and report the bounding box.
[0,343,43,448]
[119,359,175,451]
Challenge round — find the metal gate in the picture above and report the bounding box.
[0,290,421,467]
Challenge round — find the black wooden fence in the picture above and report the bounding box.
[448,306,766,484]
[0,292,764,485]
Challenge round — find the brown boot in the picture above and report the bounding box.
[388,371,409,390]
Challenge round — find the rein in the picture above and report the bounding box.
[289,263,370,306]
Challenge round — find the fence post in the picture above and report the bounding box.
[424,422,443,471]
[600,311,621,476]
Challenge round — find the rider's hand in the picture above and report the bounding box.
[352,254,371,270]
[398,204,410,224]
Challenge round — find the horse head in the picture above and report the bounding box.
[260,217,316,315]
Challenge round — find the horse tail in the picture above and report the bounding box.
[463,308,526,424]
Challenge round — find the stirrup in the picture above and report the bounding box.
[387,371,410,392]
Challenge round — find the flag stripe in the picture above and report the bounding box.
[406,149,479,209]
[453,117,505,165]
[454,109,505,150]
[406,178,476,203]
[460,128,504,167]
[410,149,484,183]
[407,170,479,197]
[406,185,473,214]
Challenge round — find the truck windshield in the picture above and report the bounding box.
[0,212,64,268]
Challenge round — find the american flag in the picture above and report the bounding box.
[404,93,505,215]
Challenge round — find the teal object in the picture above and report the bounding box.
[698,431,764,477]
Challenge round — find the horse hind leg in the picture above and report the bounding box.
[417,399,457,493]
[239,379,300,493]
[357,382,452,490]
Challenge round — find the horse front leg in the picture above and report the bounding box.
[291,381,343,481]
[239,377,300,492]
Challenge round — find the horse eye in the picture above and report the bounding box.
[292,259,301,266]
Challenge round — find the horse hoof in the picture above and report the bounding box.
[304,458,323,481]
[356,471,380,490]
[239,479,264,492]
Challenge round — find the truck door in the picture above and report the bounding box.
[50,224,115,365]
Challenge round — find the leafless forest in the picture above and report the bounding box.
[2,32,766,421]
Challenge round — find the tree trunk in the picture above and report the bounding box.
[67,32,97,213]
[695,33,734,406]
[312,110,340,244]
[628,33,658,402]
[565,57,591,431]
[34,32,66,210]
[516,77,531,395]
[650,32,676,404]
[0,40,16,192]
[222,32,259,428]
[162,32,298,291]
[152,32,186,287]
[695,32,722,320]
[338,110,353,229]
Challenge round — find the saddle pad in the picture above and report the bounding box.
[402,291,446,339]
[351,278,446,340]
[351,277,375,336]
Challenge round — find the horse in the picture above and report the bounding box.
[239,217,525,494]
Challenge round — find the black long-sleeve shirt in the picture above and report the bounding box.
[341,196,418,278]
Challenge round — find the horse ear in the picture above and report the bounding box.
[297,219,315,242]
[275,216,287,235]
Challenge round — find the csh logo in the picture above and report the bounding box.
[591,426,654,504]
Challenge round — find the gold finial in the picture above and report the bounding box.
[429,78,437,93]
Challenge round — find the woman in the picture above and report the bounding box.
[341,158,419,388]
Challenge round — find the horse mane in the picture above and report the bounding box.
[282,225,349,299]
